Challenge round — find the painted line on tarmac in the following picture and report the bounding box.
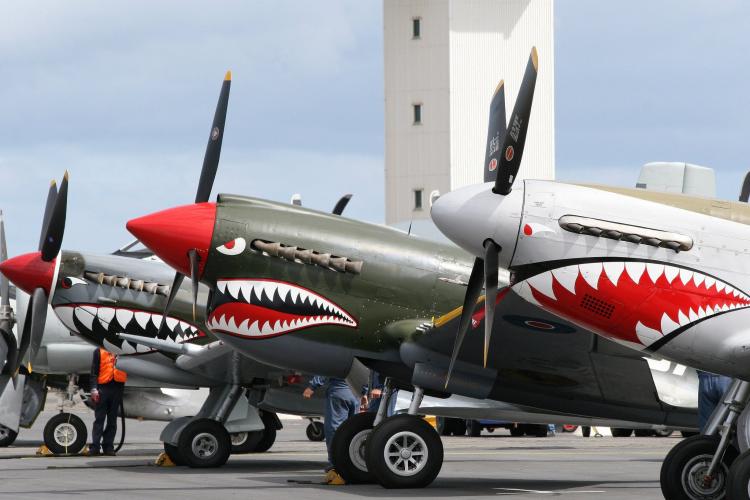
[494,488,606,495]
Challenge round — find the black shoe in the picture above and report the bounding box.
[103,450,116,456]
[89,449,101,456]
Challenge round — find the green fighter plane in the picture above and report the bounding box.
[123,67,698,489]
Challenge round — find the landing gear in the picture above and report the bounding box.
[611,428,633,437]
[660,435,737,500]
[251,411,278,453]
[366,414,443,489]
[164,442,186,465]
[306,419,325,442]
[331,412,376,484]
[661,379,749,499]
[177,418,231,468]
[0,424,17,447]
[230,431,262,454]
[43,413,87,455]
[727,449,750,499]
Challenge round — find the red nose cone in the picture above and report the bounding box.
[126,202,217,277]
[0,251,56,295]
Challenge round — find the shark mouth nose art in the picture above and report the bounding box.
[54,304,206,352]
[208,279,357,339]
[513,261,750,350]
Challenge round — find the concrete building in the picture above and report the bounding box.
[384,0,556,225]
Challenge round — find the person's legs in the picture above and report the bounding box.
[101,385,120,452]
[91,393,107,453]
[698,373,713,431]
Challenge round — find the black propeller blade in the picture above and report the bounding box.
[445,257,484,388]
[189,249,200,321]
[195,71,232,204]
[740,171,750,203]
[493,47,538,195]
[332,194,353,216]
[26,287,48,368]
[484,81,507,184]
[155,272,186,339]
[38,181,58,252]
[41,171,68,262]
[0,212,16,376]
[482,241,500,367]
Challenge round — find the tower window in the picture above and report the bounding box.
[413,103,422,124]
[412,17,421,39]
[414,189,423,210]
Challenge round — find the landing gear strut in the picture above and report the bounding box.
[660,379,748,499]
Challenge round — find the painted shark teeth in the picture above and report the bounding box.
[517,260,750,348]
[52,304,206,353]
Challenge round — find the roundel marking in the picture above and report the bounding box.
[505,145,514,162]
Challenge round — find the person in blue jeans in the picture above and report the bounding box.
[303,376,362,485]
[698,371,733,431]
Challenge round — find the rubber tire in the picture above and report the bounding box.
[366,414,443,489]
[611,428,634,438]
[164,442,186,465]
[727,448,750,500]
[44,413,87,455]
[251,411,278,453]
[230,431,263,454]
[582,426,591,437]
[0,425,18,447]
[306,421,325,442]
[660,434,738,500]
[177,418,231,468]
[654,429,675,438]
[436,417,450,436]
[449,418,466,436]
[635,429,655,437]
[331,412,376,484]
[466,420,482,437]
[510,425,525,437]
[682,431,700,438]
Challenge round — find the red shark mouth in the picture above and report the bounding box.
[207,279,357,339]
[513,261,750,349]
[54,303,207,353]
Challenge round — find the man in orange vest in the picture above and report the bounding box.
[89,347,127,456]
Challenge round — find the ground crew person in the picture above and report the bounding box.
[698,370,732,431]
[89,347,127,456]
[303,376,362,485]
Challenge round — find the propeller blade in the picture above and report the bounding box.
[332,194,353,216]
[0,325,16,375]
[0,211,8,307]
[13,300,34,376]
[195,71,232,204]
[41,172,68,261]
[482,241,500,367]
[38,180,58,252]
[740,171,750,202]
[27,287,48,368]
[493,47,539,195]
[188,249,200,321]
[156,272,185,338]
[484,81,507,183]
[445,257,484,388]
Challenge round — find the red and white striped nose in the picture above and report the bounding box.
[126,202,217,278]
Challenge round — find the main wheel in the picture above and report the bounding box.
[0,424,18,447]
[250,411,278,453]
[366,414,443,489]
[660,434,738,500]
[44,413,87,455]
[331,412,376,484]
[306,421,325,442]
[655,429,675,438]
[177,418,231,468]
[230,431,263,454]
[727,449,750,500]
[164,442,186,465]
[466,420,482,437]
[611,428,633,437]
[510,425,524,437]
[635,429,656,437]
[582,426,591,437]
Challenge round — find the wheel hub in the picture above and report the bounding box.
[384,431,428,477]
[682,454,727,499]
[231,432,248,446]
[349,429,371,472]
[192,432,218,459]
[54,423,77,447]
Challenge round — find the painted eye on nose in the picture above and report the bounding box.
[216,237,246,256]
[61,277,87,289]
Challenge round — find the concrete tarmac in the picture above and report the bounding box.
[0,405,675,499]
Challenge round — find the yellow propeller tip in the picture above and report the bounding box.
[224,70,232,81]
[63,170,70,180]
[27,362,32,373]
[493,79,505,96]
[531,47,539,71]
[50,179,57,187]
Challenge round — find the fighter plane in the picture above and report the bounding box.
[430,48,750,499]
[115,70,698,488]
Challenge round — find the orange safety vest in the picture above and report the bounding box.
[97,348,127,384]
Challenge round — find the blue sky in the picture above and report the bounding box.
[0,1,748,256]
